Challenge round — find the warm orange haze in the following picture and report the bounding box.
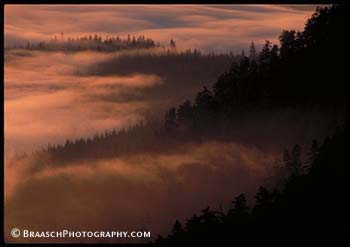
[4,4,345,244]
[5,5,317,152]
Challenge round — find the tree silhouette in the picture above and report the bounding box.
[229,193,249,216]
[170,39,176,49]
[249,41,258,62]
[165,107,177,133]
[253,186,272,213]
[176,100,193,130]
[279,30,298,59]
[290,144,302,175]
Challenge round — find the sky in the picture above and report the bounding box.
[5,5,320,53]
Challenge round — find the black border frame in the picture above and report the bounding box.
[0,0,346,246]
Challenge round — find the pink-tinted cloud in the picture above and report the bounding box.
[5,5,321,53]
[5,50,163,152]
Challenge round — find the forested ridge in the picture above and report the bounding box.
[21,5,346,168]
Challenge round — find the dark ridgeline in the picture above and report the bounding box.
[34,121,171,164]
[81,50,242,137]
[83,48,239,79]
[27,51,241,166]
[7,33,158,52]
[81,48,239,103]
[24,5,345,167]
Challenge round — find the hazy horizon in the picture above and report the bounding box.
[5,5,320,53]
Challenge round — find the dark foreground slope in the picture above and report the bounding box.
[156,127,347,245]
[155,5,347,245]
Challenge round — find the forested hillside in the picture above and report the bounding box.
[163,5,345,136]
[155,5,347,245]
[24,5,346,169]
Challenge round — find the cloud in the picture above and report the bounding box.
[5,5,319,53]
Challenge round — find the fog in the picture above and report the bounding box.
[4,5,333,243]
[3,48,237,242]
[5,5,318,53]
[5,139,278,243]
[5,49,231,153]
[5,44,340,243]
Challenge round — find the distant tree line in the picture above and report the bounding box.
[8,33,158,52]
[84,47,240,79]
[33,121,168,164]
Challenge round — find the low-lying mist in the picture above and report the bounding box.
[5,140,277,243]
[5,49,232,153]
[5,104,340,243]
